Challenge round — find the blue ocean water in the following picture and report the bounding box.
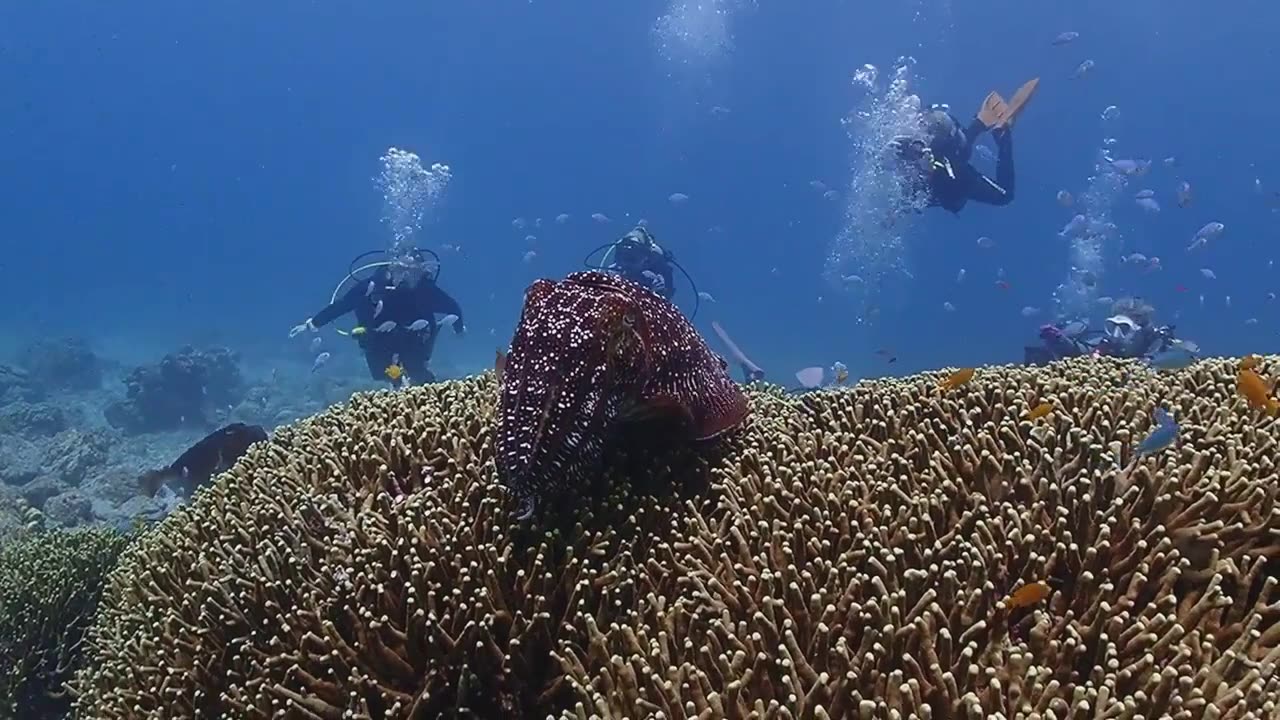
[2,0,1276,386]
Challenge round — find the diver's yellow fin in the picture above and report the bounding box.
[997,77,1040,128]
[977,91,1007,129]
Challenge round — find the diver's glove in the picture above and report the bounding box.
[289,318,317,338]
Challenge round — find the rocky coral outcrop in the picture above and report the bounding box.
[42,429,115,486]
[72,356,1280,718]
[17,337,102,392]
[0,402,68,439]
[103,346,245,435]
[0,435,44,488]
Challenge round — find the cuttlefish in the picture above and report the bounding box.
[495,271,748,519]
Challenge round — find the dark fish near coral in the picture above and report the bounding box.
[140,422,268,496]
[496,271,748,520]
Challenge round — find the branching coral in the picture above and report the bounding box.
[0,526,129,720]
[72,356,1280,719]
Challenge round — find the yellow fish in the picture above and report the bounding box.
[1025,402,1053,420]
[350,326,367,336]
[385,363,403,381]
[1237,368,1279,416]
[936,367,975,393]
[1240,354,1262,370]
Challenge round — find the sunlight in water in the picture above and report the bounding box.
[375,147,452,258]
[823,59,929,319]
[653,0,749,72]
[1052,120,1128,320]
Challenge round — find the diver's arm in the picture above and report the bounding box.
[310,283,363,328]
[964,131,1014,207]
[426,285,465,332]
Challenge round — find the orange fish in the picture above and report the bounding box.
[495,349,508,383]
[936,367,975,393]
[1237,368,1279,416]
[1004,581,1051,609]
[1240,355,1261,370]
[1025,402,1053,420]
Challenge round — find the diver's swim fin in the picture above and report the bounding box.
[997,77,1040,128]
[977,91,1008,129]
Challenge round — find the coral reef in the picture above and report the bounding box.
[0,402,68,438]
[71,356,1280,718]
[17,338,102,392]
[103,346,245,434]
[0,526,129,720]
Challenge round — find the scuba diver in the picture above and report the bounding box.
[597,225,677,299]
[1024,314,1180,366]
[889,78,1039,214]
[290,248,465,384]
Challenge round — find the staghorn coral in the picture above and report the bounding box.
[0,526,130,720]
[74,356,1280,718]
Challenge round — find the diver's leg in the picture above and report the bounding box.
[966,132,1015,206]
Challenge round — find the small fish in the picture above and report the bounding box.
[1059,214,1088,238]
[1147,346,1196,371]
[1101,105,1121,121]
[591,212,610,223]
[832,361,849,385]
[1025,402,1054,420]
[374,300,385,319]
[956,268,966,283]
[310,336,322,353]
[375,320,397,332]
[1268,292,1277,302]
[1056,190,1074,207]
[996,280,1011,291]
[350,326,367,336]
[385,363,404,381]
[512,217,527,230]
[1164,156,1178,168]
[1135,197,1160,213]
[366,281,376,296]
[524,234,537,244]
[1237,368,1280,416]
[1051,31,1079,46]
[976,235,995,249]
[1123,252,1147,264]
[407,319,430,331]
[1176,181,1193,208]
[943,301,956,312]
[523,250,537,263]
[668,192,690,204]
[1021,306,1039,317]
[1004,581,1051,609]
[936,368,975,393]
[1135,407,1178,457]
[1071,59,1095,79]
[697,291,716,303]
[1200,268,1216,280]
[823,189,839,200]
[809,180,827,191]
[494,349,507,383]
[311,352,331,372]
[842,274,865,285]
[1245,317,1258,325]
[1134,189,1155,199]
[555,213,570,224]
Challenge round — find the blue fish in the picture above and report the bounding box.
[1145,346,1196,371]
[1135,407,1178,457]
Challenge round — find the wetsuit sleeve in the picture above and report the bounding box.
[310,283,363,328]
[965,130,1014,206]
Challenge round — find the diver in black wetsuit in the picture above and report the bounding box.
[891,78,1039,214]
[605,226,677,299]
[291,250,465,384]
